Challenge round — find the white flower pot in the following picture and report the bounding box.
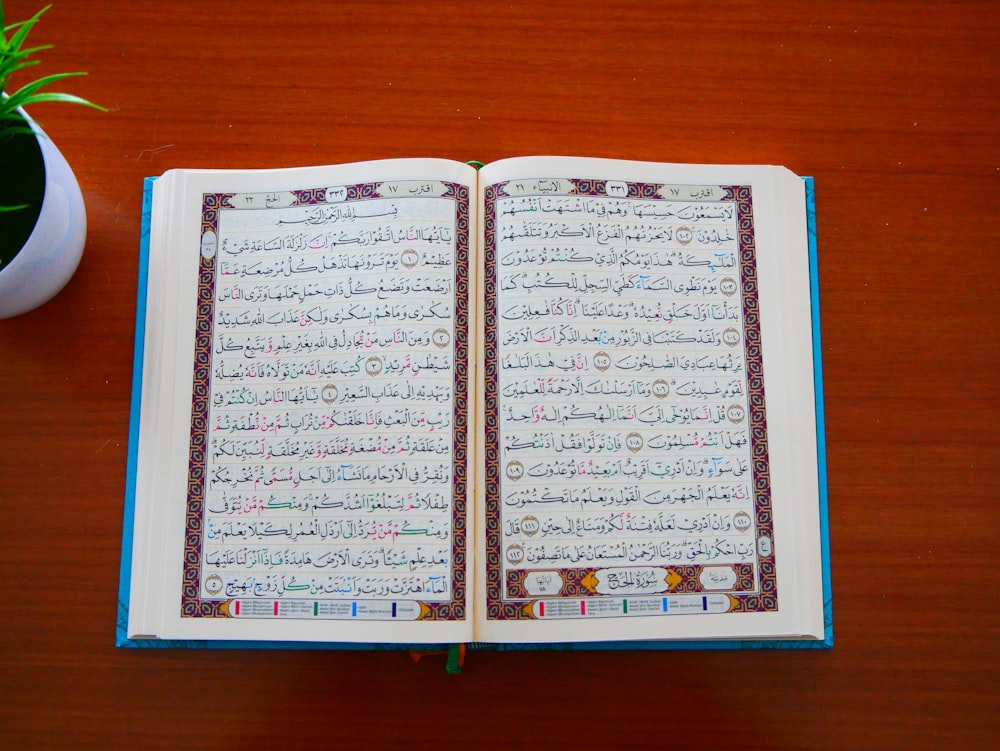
[0,111,86,319]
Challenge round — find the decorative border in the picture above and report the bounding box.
[483,179,775,620]
[180,182,470,620]
[724,184,776,614]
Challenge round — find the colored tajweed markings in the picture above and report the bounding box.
[622,599,628,614]
[580,600,586,615]
[539,601,545,617]
[662,597,669,613]
[273,601,279,616]
[351,602,357,617]
[313,602,318,616]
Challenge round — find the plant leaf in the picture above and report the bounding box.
[0,123,35,138]
[6,89,106,114]
[2,44,54,65]
[0,4,105,131]
[4,70,86,104]
[4,7,49,53]
[0,57,42,85]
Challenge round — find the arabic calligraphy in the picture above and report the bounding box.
[190,185,465,615]
[488,179,767,610]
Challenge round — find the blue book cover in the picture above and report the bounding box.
[118,172,830,653]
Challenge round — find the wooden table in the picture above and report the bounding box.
[1,1,996,748]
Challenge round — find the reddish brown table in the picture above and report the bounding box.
[0,1,996,748]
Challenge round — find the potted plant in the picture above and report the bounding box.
[0,2,103,318]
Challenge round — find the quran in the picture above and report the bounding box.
[118,156,831,649]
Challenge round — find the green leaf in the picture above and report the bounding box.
[4,71,87,106]
[0,58,42,87]
[4,7,48,54]
[0,123,35,138]
[2,44,54,65]
[7,89,106,114]
[0,3,105,134]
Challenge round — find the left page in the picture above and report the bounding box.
[125,159,478,644]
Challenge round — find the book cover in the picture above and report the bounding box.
[118,166,830,651]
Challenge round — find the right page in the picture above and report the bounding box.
[474,157,824,644]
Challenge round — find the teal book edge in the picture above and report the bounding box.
[117,175,831,652]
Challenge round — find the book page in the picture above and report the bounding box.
[474,157,823,643]
[128,159,477,643]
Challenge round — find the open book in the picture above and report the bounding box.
[118,156,831,650]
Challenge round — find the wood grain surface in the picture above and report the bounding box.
[0,1,996,748]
